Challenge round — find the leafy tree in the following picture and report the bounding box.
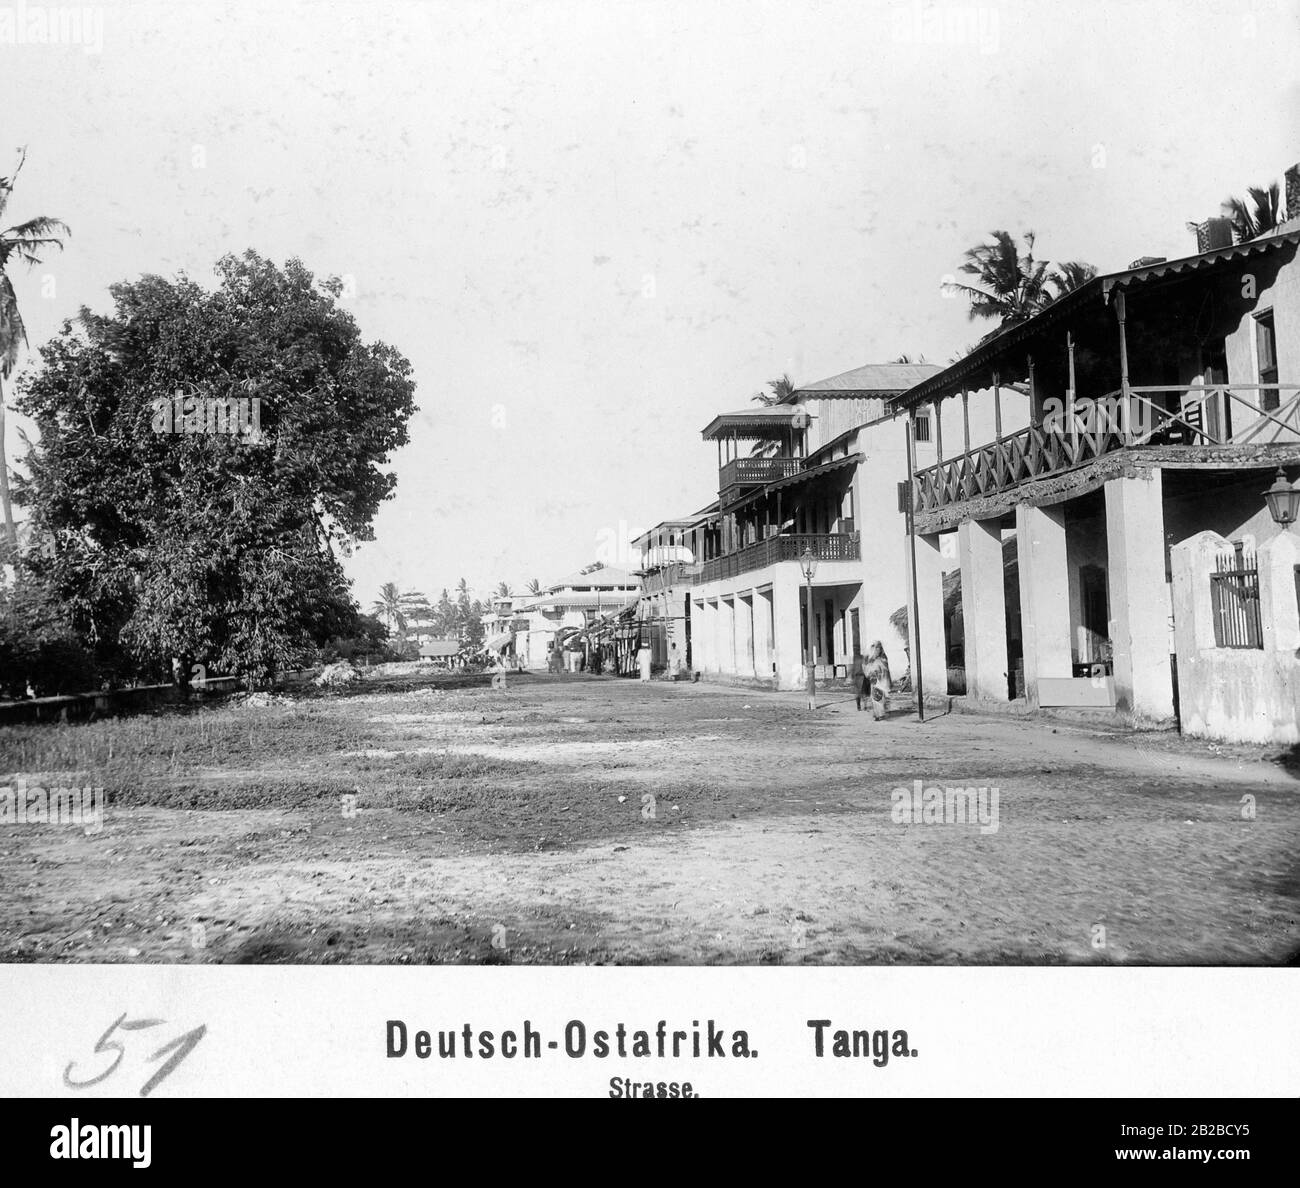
[465,598,485,647]
[0,148,70,563]
[494,580,512,598]
[15,251,416,687]
[452,578,483,646]
[433,587,455,636]
[325,611,390,664]
[0,571,97,697]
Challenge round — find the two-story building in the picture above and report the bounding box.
[629,518,701,672]
[898,220,1300,738]
[644,362,1025,690]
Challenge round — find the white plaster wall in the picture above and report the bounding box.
[1171,529,1299,744]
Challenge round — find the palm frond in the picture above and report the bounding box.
[0,273,27,377]
[1222,181,1282,242]
[1,215,71,243]
[1047,260,1098,300]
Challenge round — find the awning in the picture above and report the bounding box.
[483,631,513,651]
[700,407,807,440]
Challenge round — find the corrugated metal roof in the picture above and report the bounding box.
[1102,229,1300,293]
[543,565,640,591]
[789,361,941,396]
[418,639,461,657]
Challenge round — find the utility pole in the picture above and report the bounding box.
[906,417,925,722]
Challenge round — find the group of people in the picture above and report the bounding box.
[546,639,622,675]
[849,640,893,721]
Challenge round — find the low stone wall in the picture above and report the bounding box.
[0,676,247,726]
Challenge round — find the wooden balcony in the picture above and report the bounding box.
[697,532,860,585]
[640,562,701,594]
[719,455,802,497]
[911,385,1300,515]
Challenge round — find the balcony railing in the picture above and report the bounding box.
[697,532,860,584]
[719,455,802,495]
[640,562,701,595]
[912,384,1300,514]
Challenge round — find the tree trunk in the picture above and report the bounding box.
[0,374,17,565]
[174,654,194,701]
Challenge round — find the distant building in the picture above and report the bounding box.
[635,362,1024,689]
[629,519,701,671]
[418,638,462,667]
[513,566,642,669]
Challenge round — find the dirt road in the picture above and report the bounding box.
[2,673,1297,964]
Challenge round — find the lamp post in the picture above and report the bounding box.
[1263,468,1300,529]
[800,545,819,711]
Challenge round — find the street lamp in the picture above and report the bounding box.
[1263,468,1300,529]
[799,545,819,711]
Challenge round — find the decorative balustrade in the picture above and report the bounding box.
[696,532,860,585]
[911,385,1300,514]
[718,456,802,495]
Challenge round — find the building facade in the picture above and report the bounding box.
[899,226,1300,737]
[637,362,1025,690]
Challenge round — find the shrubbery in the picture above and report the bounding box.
[0,579,100,698]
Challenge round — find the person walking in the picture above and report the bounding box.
[850,647,867,711]
[863,640,893,721]
[637,638,652,682]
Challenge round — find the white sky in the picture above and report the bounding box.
[3,0,1299,606]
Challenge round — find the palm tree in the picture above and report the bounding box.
[0,148,70,562]
[749,373,797,457]
[750,373,796,407]
[370,582,407,638]
[494,581,513,599]
[1222,181,1282,242]
[893,354,927,364]
[525,578,541,596]
[943,230,1052,339]
[1045,260,1098,302]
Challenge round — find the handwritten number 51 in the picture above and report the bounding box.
[64,1013,207,1097]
